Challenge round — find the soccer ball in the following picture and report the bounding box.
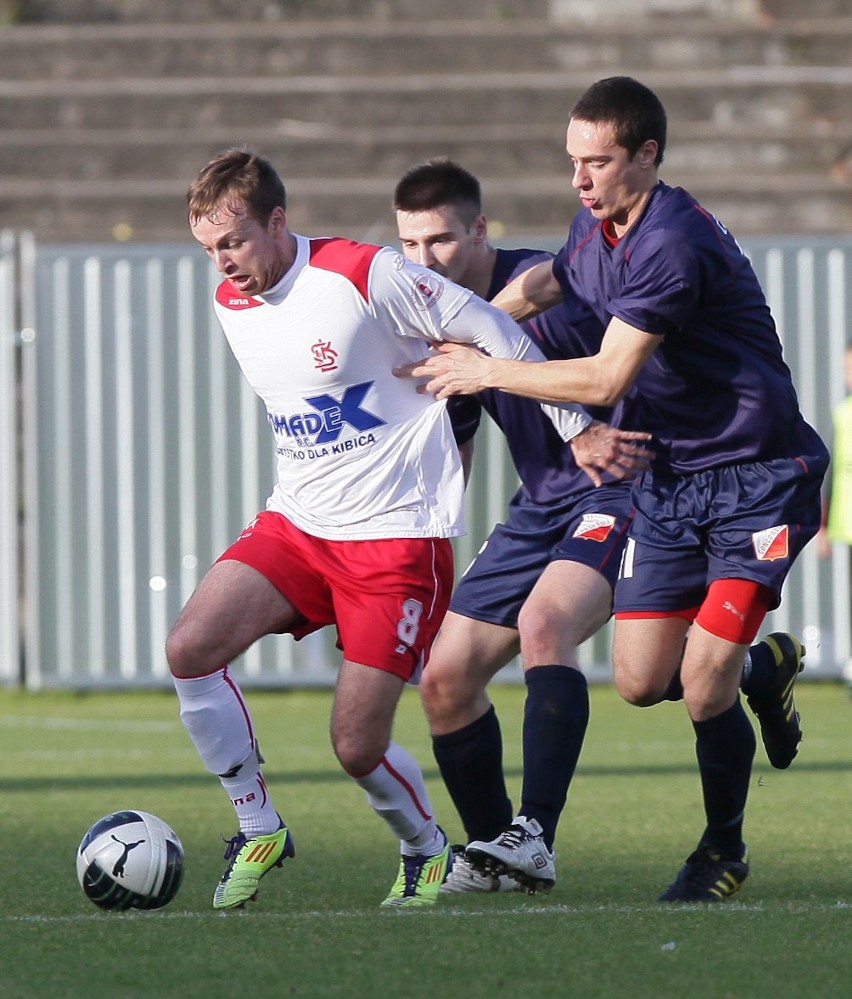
[76,810,184,911]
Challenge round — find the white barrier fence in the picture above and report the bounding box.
[0,233,850,689]
[0,233,19,684]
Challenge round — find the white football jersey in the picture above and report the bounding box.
[213,234,587,540]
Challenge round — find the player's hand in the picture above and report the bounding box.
[394,342,491,399]
[570,420,654,487]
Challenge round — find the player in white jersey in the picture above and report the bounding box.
[166,148,651,910]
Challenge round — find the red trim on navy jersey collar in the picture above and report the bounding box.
[602,219,621,247]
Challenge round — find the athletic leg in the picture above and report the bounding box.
[167,558,302,908]
[515,561,609,847]
[421,611,518,843]
[466,561,610,892]
[332,659,451,906]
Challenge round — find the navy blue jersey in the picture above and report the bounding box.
[451,247,636,504]
[553,183,827,473]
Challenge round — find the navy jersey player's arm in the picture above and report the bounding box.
[372,247,592,442]
[489,260,564,322]
[400,312,655,485]
[402,316,661,408]
[439,293,594,441]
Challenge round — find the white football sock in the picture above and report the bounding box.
[354,741,440,853]
[174,668,280,835]
[218,748,280,836]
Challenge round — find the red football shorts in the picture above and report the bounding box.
[217,510,454,681]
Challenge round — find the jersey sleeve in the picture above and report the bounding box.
[439,286,592,442]
[367,247,474,338]
[369,247,590,442]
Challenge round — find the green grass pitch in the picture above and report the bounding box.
[2,680,852,999]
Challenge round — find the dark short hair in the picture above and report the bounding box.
[393,158,482,229]
[187,148,286,225]
[570,76,667,165]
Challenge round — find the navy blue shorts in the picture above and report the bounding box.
[450,482,634,629]
[614,454,828,614]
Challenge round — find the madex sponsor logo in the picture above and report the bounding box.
[268,381,385,448]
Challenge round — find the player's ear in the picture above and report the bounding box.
[268,206,287,233]
[472,213,488,243]
[637,140,658,170]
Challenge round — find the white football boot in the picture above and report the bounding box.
[440,845,519,893]
[466,816,556,893]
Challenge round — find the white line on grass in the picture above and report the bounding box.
[6,900,852,923]
[3,716,176,732]
[12,748,155,761]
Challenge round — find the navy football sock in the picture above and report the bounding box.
[431,705,513,843]
[693,698,755,857]
[519,665,589,850]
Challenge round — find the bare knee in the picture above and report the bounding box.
[612,621,688,707]
[165,623,209,679]
[421,661,473,720]
[613,654,673,707]
[517,603,570,663]
[420,659,491,735]
[614,673,665,707]
[331,726,388,777]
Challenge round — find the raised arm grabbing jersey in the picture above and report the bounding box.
[450,247,638,504]
[213,235,584,540]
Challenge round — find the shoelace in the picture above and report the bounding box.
[221,832,248,868]
[494,825,527,849]
[400,854,427,895]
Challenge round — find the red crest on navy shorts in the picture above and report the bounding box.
[752,525,790,561]
[573,513,616,542]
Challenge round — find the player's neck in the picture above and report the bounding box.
[610,183,657,240]
[469,243,498,299]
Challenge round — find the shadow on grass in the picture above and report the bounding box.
[5,758,852,792]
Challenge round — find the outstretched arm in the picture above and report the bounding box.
[437,292,593,443]
[489,260,564,322]
[396,316,659,485]
[397,317,661,407]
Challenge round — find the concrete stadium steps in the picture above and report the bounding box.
[1,120,849,184]
[759,0,849,18]
[0,168,847,245]
[1,18,852,79]
[2,68,850,131]
[1,3,850,242]
[6,0,553,24]
[21,0,852,25]
[550,0,848,20]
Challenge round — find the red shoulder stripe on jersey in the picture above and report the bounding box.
[215,280,264,310]
[309,237,382,303]
[569,222,603,263]
[691,203,738,281]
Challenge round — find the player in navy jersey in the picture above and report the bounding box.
[394,159,642,893]
[397,81,829,903]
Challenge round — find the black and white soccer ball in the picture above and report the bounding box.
[76,810,184,911]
